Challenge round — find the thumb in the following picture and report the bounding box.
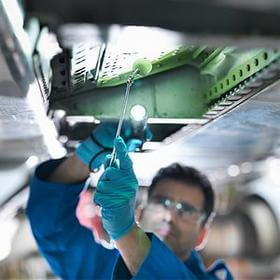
[115,136,133,170]
[103,154,118,169]
[103,155,111,169]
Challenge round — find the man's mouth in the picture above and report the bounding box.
[156,228,170,237]
[154,224,174,239]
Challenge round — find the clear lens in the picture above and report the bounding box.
[149,195,204,221]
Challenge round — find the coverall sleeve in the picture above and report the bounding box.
[112,234,198,280]
[26,159,118,280]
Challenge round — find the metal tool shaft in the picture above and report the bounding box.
[109,69,139,166]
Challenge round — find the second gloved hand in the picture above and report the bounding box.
[94,136,138,240]
[76,121,152,171]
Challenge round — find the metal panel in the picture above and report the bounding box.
[134,79,280,179]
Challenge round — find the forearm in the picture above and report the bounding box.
[115,224,151,276]
[47,154,90,184]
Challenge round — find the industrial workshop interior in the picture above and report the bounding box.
[1,0,280,279]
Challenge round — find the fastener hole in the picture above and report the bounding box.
[263,52,268,60]
[247,64,251,72]
[254,59,259,67]
[239,69,243,77]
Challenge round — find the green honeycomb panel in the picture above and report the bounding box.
[53,46,280,120]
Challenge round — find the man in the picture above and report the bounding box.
[26,123,233,279]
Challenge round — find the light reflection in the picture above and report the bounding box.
[130,105,146,122]
[240,162,252,174]
[2,0,24,29]
[227,165,240,177]
[25,156,39,169]
[27,83,66,158]
[2,0,32,58]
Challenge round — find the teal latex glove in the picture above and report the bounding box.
[76,121,152,171]
[93,136,138,240]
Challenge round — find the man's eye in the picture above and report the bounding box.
[151,196,167,205]
[181,204,196,213]
[153,196,168,204]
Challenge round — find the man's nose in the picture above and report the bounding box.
[162,207,177,222]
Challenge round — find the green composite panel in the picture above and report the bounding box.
[55,65,205,118]
[53,46,280,120]
[201,48,280,104]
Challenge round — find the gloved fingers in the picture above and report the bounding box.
[126,139,142,152]
[115,136,133,170]
[103,154,119,169]
[98,166,120,183]
[96,167,127,190]
[75,139,101,167]
[102,169,135,183]
[101,168,119,181]
[103,155,111,169]
[98,168,110,182]
[93,121,118,149]
[94,185,136,208]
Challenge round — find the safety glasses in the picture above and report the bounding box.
[148,195,205,222]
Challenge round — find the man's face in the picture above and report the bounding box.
[139,179,206,260]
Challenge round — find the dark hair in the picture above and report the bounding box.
[148,163,215,226]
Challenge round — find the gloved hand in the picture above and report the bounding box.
[76,121,152,171]
[93,136,138,240]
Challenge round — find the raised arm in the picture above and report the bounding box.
[94,137,151,275]
[26,122,123,278]
[93,138,200,279]
[115,224,151,275]
[27,122,151,279]
[47,154,89,184]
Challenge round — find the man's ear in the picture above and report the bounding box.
[135,207,144,223]
[195,227,208,250]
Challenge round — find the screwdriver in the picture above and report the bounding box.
[109,58,152,166]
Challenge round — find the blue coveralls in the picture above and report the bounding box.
[26,159,233,280]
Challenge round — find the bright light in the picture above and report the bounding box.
[130,105,146,121]
[227,165,240,177]
[54,110,66,119]
[27,83,66,159]
[240,162,253,174]
[3,0,24,28]
[25,156,39,169]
